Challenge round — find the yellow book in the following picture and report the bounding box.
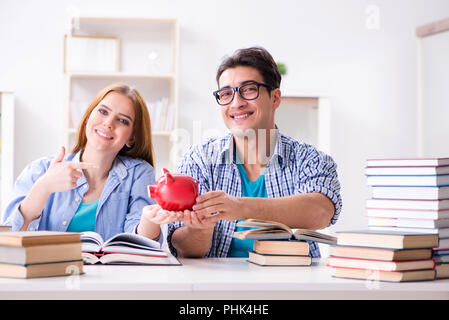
[0,231,80,247]
[0,260,84,279]
[254,240,309,256]
[248,251,312,266]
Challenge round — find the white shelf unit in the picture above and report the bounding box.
[416,18,449,157]
[0,92,15,217]
[276,95,331,154]
[64,16,179,177]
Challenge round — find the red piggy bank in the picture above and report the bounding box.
[148,168,199,211]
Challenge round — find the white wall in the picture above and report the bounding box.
[0,0,448,231]
[421,30,449,157]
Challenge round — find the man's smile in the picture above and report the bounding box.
[230,111,254,120]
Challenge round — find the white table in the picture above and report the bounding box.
[1,258,448,300]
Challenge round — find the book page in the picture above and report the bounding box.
[82,252,100,264]
[236,219,292,233]
[80,231,103,252]
[103,233,162,251]
[292,229,337,244]
[99,253,181,265]
[102,246,167,256]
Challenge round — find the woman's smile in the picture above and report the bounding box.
[95,129,113,140]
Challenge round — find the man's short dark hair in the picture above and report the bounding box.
[216,46,281,90]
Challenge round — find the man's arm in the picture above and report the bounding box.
[170,190,334,258]
[191,144,341,233]
[170,191,334,258]
[170,217,215,258]
[192,191,335,230]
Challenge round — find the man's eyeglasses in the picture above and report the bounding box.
[213,81,272,106]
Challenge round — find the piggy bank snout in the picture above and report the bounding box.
[148,185,158,198]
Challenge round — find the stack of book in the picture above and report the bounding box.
[0,225,11,232]
[364,157,449,279]
[328,230,439,282]
[0,231,84,278]
[232,219,337,266]
[248,240,312,266]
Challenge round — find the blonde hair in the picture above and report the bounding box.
[72,83,155,167]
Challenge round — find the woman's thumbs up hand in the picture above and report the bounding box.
[39,146,99,193]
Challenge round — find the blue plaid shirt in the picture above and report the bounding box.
[167,131,342,258]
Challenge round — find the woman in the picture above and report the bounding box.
[2,83,162,243]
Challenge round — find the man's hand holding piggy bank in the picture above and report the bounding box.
[141,169,200,225]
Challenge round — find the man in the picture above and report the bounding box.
[165,46,342,258]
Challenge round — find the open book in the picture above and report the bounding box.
[233,219,337,245]
[81,232,180,265]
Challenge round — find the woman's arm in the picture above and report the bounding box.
[18,147,97,230]
[17,178,52,230]
[125,161,163,241]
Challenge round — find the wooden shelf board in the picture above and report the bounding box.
[77,16,177,24]
[281,96,319,108]
[67,71,175,80]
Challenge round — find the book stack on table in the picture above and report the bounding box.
[232,219,337,266]
[248,240,312,266]
[364,157,449,279]
[328,230,439,282]
[0,231,83,278]
[0,226,11,232]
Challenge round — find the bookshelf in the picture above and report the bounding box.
[64,16,179,177]
[0,92,15,217]
[276,95,331,153]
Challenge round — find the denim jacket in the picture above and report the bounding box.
[2,151,157,242]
